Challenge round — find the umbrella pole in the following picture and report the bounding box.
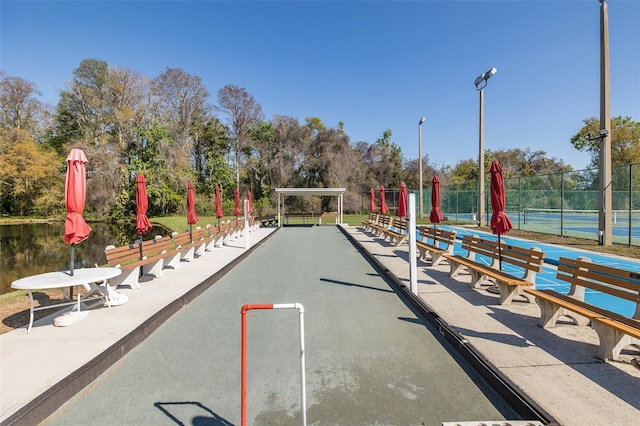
[69,243,75,275]
[498,234,503,270]
[189,224,193,244]
[138,235,145,278]
[69,243,75,299]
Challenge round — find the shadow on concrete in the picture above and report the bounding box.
[485,305,640,411]
[154,401,234,426]
[319,277,395,294]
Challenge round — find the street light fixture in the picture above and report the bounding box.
[418,117,426,218]
[474,67,497,227]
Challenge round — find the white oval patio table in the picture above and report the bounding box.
[11,267,123,333]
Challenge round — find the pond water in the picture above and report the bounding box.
[0,222,169,295]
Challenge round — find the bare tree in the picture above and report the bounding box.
[150,68,210,190]
[217,84,263,190]
[151,68,209,148]
[0,72,44,133]
[107,66,148,155]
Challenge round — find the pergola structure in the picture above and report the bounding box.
[274,188,346,227]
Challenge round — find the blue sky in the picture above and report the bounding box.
[2,1,639,170]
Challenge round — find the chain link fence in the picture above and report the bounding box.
[431,163,640,246]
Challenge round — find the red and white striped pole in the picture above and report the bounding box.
[241,303,306,426]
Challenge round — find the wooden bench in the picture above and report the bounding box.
[369,215,391,237]
[172,228,207,262]
[207,220,234,247]
[416,226,457,267]
[231,218,245,238]
[524,256,640,361]
[383,217,408,246]
[361,213,378,231]
[319,211,339,224]
[256,214,277,227]
[443,234,545,305]
[105,235,180,289]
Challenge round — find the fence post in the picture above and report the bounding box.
[627,164,633,247]
[561,172,564,236]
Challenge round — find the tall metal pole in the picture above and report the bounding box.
[599,0,612,246]
[474,67,496,227]
[418,117,426,218]
[478,88,485,227]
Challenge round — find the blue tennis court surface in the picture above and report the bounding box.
[423,225,639,318]
[553,226,640,238]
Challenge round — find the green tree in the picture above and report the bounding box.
[571,116,640,167]
[0,129,62,215]
[491,148,571,178]
[191,114,232,197]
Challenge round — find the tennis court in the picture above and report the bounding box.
[438,225,640,318]
[519,208,640,242]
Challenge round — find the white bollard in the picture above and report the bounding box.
[408,194,418,295]
[244,199,250,249]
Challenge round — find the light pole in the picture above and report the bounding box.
[418,117,426,218]
[474,67,497,227]
[599,0,612,246]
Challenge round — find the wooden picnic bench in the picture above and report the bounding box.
[383,217,408,246]
[172,228,207,262]
[255,214,277,227]
[524,256,640,361]
[369,215,391,237]
[416,226,457,267]
[443,234,545,305]
[104,235,180,289]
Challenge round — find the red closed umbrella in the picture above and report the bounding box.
[234,188,241,217]
[490,161,513,270]
[64,149,92,276]
[214,184,224,232]
[380,185,388,215]
[247,191,254,215]
[369,188,377,213]
[187,181,198,242]
[429,176,444,224]
[135,173,152,259]
[398,182,407,218]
